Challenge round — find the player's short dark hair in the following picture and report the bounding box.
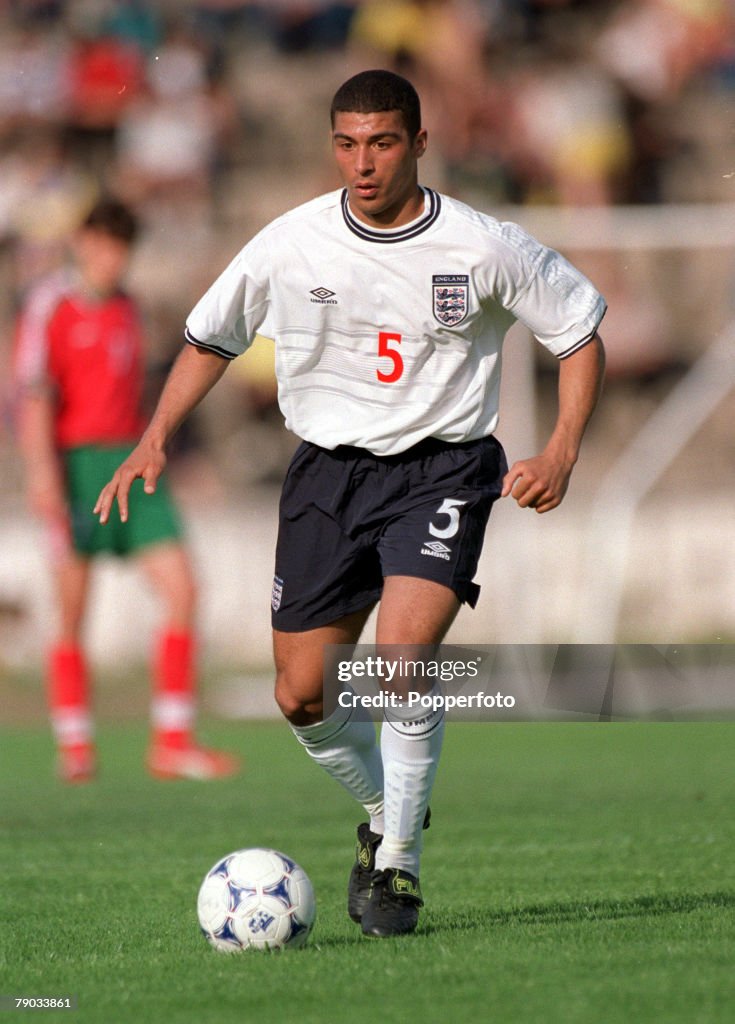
[331,70,421,140]
[82,198,138,244]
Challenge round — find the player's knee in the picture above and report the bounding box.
[274,667,322,726]
[274,670,306,722]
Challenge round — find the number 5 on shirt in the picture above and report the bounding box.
[377,331,403,383]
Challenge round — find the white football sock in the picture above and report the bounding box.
[376,697,445,877]
[290,708,384,834]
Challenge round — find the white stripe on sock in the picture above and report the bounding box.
[52,709,94,744]
[151,695,194,731]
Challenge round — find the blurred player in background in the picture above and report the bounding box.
[13,198,240,784]
[95,72,606,936]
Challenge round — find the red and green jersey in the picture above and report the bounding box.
[14,268,146,449]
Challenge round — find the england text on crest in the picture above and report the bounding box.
[432,274,469,326]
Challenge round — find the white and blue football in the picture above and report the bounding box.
[197,847,316,951]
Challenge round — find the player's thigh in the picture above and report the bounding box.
[273,605,375,725]
[373,576,460,701]
[375,575,460,646]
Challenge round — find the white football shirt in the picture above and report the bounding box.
[186,188,606,456]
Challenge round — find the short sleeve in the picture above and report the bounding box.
[494,222,607,358]
[185,233,271,360]
[13,280,64,392]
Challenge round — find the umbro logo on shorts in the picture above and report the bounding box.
[310,287,338,305]
[420,540,452,561]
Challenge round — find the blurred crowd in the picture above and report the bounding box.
[1,0,734,495]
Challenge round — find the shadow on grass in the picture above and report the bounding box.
[307,891,735,949]
[419,889,735,936]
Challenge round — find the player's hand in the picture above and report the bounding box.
[501,451,574,514]
[94,439,166,524]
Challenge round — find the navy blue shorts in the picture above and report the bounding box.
[271,435,507,632]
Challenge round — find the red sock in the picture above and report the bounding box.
[48,643,93,749]
[151,629,197,750]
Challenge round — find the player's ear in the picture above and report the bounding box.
[414,129,428,160]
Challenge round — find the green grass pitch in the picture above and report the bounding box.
[2,718,734,1024]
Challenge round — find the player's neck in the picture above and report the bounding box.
[76,269,121,303]
[348,185,426,231]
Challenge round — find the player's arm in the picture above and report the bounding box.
[95,344,230,524]
[16,387,67,522]
[502,332,605,513]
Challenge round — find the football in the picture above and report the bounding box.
[197,847,316,951]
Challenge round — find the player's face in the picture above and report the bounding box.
[74,229,132,297]
[332,110,427,228]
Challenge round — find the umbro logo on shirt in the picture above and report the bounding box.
[310,287,338,305]
[421,540,452,561]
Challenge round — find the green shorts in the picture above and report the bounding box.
[64,445,183,557]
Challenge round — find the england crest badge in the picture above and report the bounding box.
[432,274,469,327]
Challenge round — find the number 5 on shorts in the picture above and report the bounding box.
[429,498,467,539]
